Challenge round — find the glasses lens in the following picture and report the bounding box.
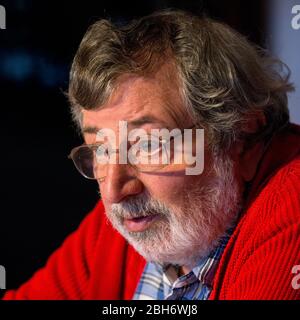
[72,146,108,180]
[131,135,172,172]
[72,146,94,179]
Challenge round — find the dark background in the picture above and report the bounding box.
[0,0,269,294]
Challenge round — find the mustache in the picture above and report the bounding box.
[110,193,171,220]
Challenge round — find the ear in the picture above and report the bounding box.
[239,141,265,181]
[232,112,267,182]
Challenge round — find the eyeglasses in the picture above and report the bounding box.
[68,126,199,181]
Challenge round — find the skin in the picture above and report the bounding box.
[81,62,266,274]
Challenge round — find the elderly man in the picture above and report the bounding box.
[3,10,300,300]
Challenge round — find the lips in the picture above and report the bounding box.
[123,214,160,232]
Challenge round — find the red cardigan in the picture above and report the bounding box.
[3,124,300,300]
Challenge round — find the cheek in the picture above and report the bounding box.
[138,174,196,203]
[98,185,111,213]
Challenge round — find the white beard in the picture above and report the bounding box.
[105,154,242,268]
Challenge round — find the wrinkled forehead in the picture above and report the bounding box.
[82,69,192,143]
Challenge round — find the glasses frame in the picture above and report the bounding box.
[68,125,197,180]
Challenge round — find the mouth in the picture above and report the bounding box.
[123,214,160,232]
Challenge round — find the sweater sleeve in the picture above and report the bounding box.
[214,159,300,300]
[2,200,105,300]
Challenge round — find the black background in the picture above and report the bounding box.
[0,0,267,294]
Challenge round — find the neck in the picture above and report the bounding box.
[178,265,191,276]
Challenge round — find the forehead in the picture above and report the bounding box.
[82,63,191,139]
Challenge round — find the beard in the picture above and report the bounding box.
[104,154,242,268]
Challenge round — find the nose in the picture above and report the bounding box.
[100,163,144,204]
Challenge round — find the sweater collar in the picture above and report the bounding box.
[245,123,300,208]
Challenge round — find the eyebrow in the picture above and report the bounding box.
[82,126,100,134]
[82,115,169,134]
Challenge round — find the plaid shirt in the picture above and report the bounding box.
[133,232,232,300]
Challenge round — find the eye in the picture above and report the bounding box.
[140,139,153,151]
[95,145,109,162]
[139,137,161,154]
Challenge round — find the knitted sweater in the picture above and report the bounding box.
[3,124,300,300]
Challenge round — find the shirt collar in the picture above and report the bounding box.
[154,227,233,291]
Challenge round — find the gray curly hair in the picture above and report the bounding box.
[68,9,293,151]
